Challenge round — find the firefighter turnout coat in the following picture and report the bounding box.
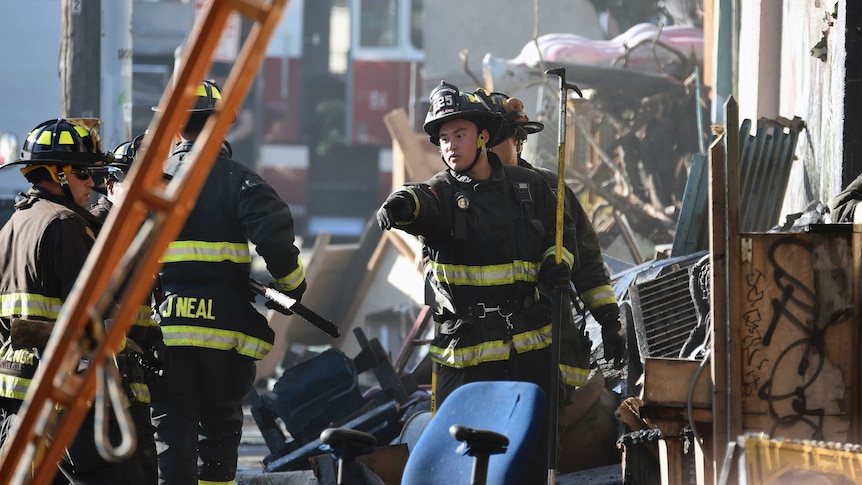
[519,159,620,324]
[0,187,102,407]
[392,154,581,382]
[158,142,306,360]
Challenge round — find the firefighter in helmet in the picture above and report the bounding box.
[0,118,157,484]
[91,132,145,223]
[376,81,577,484]
[151,80,306,484]
[475,88,626,381]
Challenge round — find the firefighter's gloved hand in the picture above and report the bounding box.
[376,191,415,230]
[265,281,304,316]
[538,256,571,289]
[601,319,626,368]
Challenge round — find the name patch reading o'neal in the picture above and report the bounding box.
[161,296,216,320]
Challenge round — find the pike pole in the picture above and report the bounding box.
[543,67,582,485]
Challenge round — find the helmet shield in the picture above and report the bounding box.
[423,81,503,146]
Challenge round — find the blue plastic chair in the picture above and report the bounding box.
[401,381,547,485]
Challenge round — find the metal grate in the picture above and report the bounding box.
[629,266,699,358]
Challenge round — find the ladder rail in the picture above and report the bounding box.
[0,1,290,483]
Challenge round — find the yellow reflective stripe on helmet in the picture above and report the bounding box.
[427,260,541,286]
[161,325,272,360]
[429,323,552,368]
[0,293,64,320]
[580,284,618,309]
[560,363,590,387]
[197,83,222,99]
[274,258,305,292]
[34,130,53,145]
[542,246,575,269]
[0,374,31,400]
[160,241,251,264]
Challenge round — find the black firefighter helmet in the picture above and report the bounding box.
[152,79,234,133]
[473,89,544,147]
[422,81,504,146]
[0,118,106,184]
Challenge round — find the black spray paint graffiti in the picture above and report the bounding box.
[743,236,829,440]
[741,269,767,399]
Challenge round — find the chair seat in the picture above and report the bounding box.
[401,381,546,485]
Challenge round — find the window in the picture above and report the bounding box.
[359,0,398,48]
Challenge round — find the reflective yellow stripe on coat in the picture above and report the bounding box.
[0,374,31,401]
[580,284,618,309]
[429,323,553,368]
[274,258,305,292]
[430,323,589,387]
[0,293,64,320]
[161,325,272,360]
[427,260,541,286]
[159,241,252,264]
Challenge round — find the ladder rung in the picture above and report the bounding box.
[49,376,83,408]
[227,0,269,21]
[139,186,176,212]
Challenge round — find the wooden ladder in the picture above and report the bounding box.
[0,1,291,483]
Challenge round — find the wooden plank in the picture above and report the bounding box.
[725,96,744,450]
[383,108,439,189]
[709,126,728,475]
[642,357,712,409]
[671,152,708,256]
[854,224,862,445]
[737,231,854,443]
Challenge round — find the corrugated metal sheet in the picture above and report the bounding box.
[738,116,805,232]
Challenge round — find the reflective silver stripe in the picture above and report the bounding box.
[427,260,540,286]
[159,241,251,264]
[129,382,151,404]
[161,325,272,360]
[542,246,575,268]
[430,324,553,368]
[133,305,159,328]
[581,285,618,309]
[0,374,31,400]
[274,258,306,292]
[0,293,64,320]
[560,364,590,387]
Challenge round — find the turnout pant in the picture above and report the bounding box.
[151,346,256,485]
[1,390,155,485]
[436,347,553,485]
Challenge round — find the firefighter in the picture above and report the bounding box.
[0,118,156,484]
[476,88,626,384]
[151,80,307,485]
[90,133,145,223]
[376,81,577,484]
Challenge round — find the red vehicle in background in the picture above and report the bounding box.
[257,0,423,242]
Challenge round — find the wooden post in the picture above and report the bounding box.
[60,0,101,118]
[708,118,728,484]
[724,97,743,448]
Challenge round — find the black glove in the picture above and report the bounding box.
[537,256,571,289]
[376,191,415,230]
[601,319,626,367]
[265,284,302,315]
